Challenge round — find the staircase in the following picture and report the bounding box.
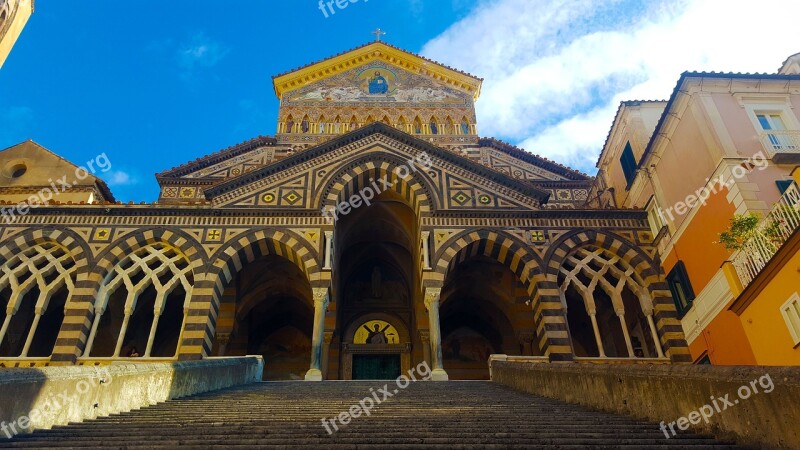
[2,381,742,449]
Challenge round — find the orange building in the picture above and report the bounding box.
[594,56,800,365]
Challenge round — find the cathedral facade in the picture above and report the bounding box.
[0,41,690,380]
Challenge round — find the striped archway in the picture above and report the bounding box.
[546,229,691,363]
[179,228,322,360]
[0,228,90,363]
[59,228,204,363]
[431,229,572,361]
[317,151,441,217]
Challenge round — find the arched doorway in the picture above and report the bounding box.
[333,190,419,379]
[441,255,538,379]
[212,254,314,380]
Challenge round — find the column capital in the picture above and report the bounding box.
[312,287,330,309]
[516,331,535,344]
[424,287,441,310]
[323,331,334,344]
[418,329,430,343]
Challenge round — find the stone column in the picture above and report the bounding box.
[323,231,333,270]
[321,331,333,378]
[418,330,431,367]
[305,287,330,381]
[0,312,13,349]
[424,287,449,381]
[517,331,535,356]
[113,309,133,357]
[421,231,431,270]
[583,291,606,358]
[216,333,231,356]
[588,313,606,358]
[642,302,665,358]
[616,309,635,358]
[20,307,43,357]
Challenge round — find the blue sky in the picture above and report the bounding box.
[2,0,799,201]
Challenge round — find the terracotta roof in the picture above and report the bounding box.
[0,139,116,202]
[596,100,668,168]
[636,71,800,174]
[779,52,800,72]
[477,138,591,181]
[157,135,278,179]
[272,41,483,82]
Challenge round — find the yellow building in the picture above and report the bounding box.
[0,0,33,68]
[594,56,800,365]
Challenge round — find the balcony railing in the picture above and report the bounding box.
[760,131,800,162]
[731,181,800,288]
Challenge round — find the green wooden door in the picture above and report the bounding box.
[352,354,401,380]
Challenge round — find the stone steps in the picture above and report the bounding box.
[0,381,744,448]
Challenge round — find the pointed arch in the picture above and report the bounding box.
[317,115,327,134]
[398,116,408,133]
[445,116,455,135]
[0,228,87,360]
[433,229,568,361]
[317,152,441,216]
[333,115,343,134]
[285,115,295,134]
[429,116,440,135]
[413,116,423,135]
[435,229,543,296]
[460,117,471,135]
[546,229,690,362]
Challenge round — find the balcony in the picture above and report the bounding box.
[760,130,800,163]
[731,181,800,288]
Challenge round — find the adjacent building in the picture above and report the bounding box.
[594,55,800,365]
[0,0,33,68]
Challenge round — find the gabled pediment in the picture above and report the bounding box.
[205,123,549,212]
[272,42,482,101]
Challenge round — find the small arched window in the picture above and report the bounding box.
[285,116,295,134]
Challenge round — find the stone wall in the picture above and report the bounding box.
[490,356,800,449]
[0,356,264,437]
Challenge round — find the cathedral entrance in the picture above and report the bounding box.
[333,190,419,379]
[441,252,540,379]
[352,354,401,380]
[211,253,313,380]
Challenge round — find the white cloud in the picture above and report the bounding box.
[421,0,800,173]
[105,171,136,186]
[179,32,229,70]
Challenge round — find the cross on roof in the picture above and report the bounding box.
[371,28,386,42]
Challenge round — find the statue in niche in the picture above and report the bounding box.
[371,266,382,298]
[363,323,391,344]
